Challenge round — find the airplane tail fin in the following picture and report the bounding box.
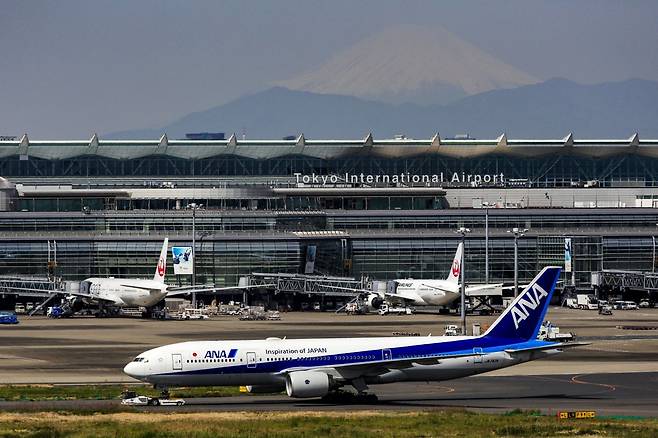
[482,266,561,342]
[153,238,169,283]
[446,242,463,284]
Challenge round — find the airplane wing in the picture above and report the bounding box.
[280,342,587,379]
[384,292,422,303]
[466,283,503,293]
[119,284,164,294]
[504,342,589,355]
[165,284,275,297]
[278,350,482,379]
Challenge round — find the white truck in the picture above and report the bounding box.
[378,304,413,316]
[121,395,185,406]
[566,294,598,310]
[537,322,574,342]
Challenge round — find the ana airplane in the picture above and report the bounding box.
[124,266,582,399]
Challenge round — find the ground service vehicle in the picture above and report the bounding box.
[121,395,185,406]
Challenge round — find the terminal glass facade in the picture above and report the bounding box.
[3,152,658,187]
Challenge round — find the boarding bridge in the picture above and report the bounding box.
[0,276,78,314]
[0,276,67,295]
[591,270,658,292]
[246,272,365,297]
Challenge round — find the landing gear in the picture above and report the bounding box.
[321,378,378,404]
[321,390,379,403]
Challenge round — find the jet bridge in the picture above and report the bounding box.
[592,270,658,292]
[247,272,365,297]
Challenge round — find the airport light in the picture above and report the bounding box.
[455,227,471,335]
[507,227,528,297]
[482,203,493,283]
[187,202,203,307]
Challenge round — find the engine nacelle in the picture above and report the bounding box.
[244,384,285,394]
[285,371,330,398]
[367,293,384,310]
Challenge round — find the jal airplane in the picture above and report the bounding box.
[124,266,581,399]
[74,238,170,308]
[363,242,501,308]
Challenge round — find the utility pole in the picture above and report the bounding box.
[507,227,528,297]
[455,227,471,335]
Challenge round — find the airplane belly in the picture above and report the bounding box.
[148,372,283,388]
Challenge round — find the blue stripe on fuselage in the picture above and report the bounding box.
[155,337,557,377]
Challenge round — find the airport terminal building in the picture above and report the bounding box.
[2,133,658,303]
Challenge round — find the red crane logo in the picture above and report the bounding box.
[451,260,460,277]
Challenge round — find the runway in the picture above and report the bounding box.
[1,372,656,417]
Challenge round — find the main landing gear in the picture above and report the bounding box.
[321,379,379,403]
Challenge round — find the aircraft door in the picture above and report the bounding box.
[382,349,392,361]
[172,354,183,370]
[247,352,257,369]
[473,347,483,364]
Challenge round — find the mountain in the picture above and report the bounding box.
[276,25,538,104]
[106,78,658,140]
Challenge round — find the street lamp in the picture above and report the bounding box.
[454,226,471,335]
[187,202,203,307]
[481,202,492,283]
[507,227,528,297]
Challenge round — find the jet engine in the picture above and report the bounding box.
[285,371,331,398]
[366,293,384,310]
[245,384,285,394]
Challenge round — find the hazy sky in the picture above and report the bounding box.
[2,0,657,138]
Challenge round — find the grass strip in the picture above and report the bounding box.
[0,385,242,401]
[0,410,657,438]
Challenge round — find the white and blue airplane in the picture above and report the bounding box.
[124,266,580,399]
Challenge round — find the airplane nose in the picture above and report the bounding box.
[123,362,142,379]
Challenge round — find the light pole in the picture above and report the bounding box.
[483,203,491,283]
[507,227,528,297]
[455,226,471,335]
[187,202,203,307]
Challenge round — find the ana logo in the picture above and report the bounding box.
[204,349,238,359]
[157,258,165,276]
[451,260,460,277]
[510,283,549,329]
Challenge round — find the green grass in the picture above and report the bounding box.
[0,385,243,402]
[0,410,656,438]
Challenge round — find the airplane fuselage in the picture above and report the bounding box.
[82,278,167,307]
[124,335,558,389]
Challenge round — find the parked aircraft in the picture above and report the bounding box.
[124,266,582,399]
[339,243,502,309]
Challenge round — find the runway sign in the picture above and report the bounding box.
[557,411,596,419]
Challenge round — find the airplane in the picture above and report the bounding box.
[71,238,171,313]
[63,238,270,316]
[124,266,584,400]
[336,243,502,310]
